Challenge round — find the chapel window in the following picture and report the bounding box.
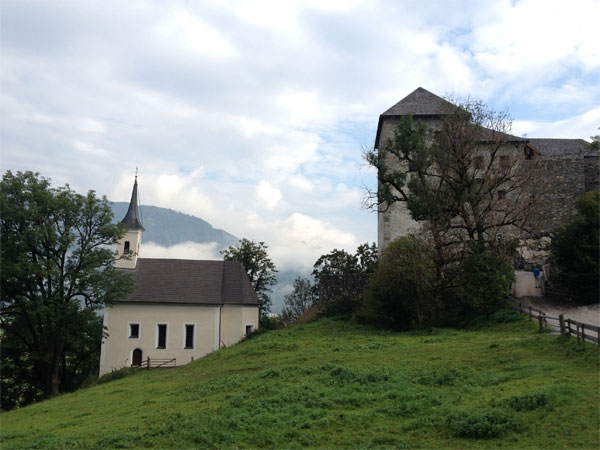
[157,324,167,349]
[185,324,194,349]
[129,323,139,338]
[124,241,130,254]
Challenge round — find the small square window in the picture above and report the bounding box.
[499,156,510,170]
[129,323,139,338]
[498,190,506,200]
[524,147,534,160]
[245,325,254,336]
[473,156,484,170]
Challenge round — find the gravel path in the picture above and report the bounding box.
[518,296,599,326]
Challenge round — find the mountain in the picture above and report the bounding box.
[110,202,298,313]
[111,202,238,249]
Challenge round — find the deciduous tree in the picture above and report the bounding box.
[0,171,132,407]
[221,238,277,316]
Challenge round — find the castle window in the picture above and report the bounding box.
[473,156,484,170]
[524,146,535,160]
[157,324,167,349]
[129,323,139,338]
[499,156,510,170]
[498,190,506,200]
[184,324,194,349]
[124,241,130,254]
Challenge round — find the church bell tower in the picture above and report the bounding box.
[115,175,144,269]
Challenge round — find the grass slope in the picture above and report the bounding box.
[2,317,599,449]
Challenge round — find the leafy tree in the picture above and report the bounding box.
[365,102,540,278]
[550,190,599,304]
[0,171,133,407]
[361,236,437,330]
[589,128,599,151]
[281,277,317,324]
[311,242,378,286]
[221,238,277,316]
[311,243,378,316]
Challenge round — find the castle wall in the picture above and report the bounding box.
[584,156,599,192]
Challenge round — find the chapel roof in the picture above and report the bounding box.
[121,177,145,231]
[116,259,260,306]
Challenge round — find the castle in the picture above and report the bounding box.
[375,88,599,256]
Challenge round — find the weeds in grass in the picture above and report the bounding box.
[446,407,521,438]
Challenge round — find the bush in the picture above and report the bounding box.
[551,190,599,304]
[440,245,515,327]
[505,392,549,411]
[446,407,520,438]
[360,236,437,330]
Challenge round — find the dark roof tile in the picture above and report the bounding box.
[117,259,260,306]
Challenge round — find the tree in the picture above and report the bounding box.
[221,238,277,316]
[281,277,317,324]
[550,190,599,304]
[365,100,540,283]
[0,171,133,407]
[311,242,378,286]
[589,128,599,151]
[311,243,378,315]
[361,236,437,330]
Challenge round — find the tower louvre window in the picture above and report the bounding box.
[124,241,130,254]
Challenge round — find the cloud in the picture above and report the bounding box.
[141,241,221,260]
[2,0,599,280]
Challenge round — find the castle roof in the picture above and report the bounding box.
[117,259,260,306]
[527,138,592,157]
[121,177,145,231]
[381,87,456,117]
[375,87,459,149]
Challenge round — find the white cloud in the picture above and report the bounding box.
[256,180,283,209]
[141,241,221,260]
[513,106,600,140]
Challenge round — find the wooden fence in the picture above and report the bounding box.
[134,357,177,369]
[510,298,599,346]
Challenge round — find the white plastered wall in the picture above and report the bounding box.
[99,303,257,376]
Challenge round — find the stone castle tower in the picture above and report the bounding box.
[375,87,599,252]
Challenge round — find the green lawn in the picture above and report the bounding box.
[2,316,599,449]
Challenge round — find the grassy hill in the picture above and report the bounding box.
[2,317,598,449]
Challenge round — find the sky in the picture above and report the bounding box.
[2,0,599,275]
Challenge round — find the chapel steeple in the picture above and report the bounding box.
[120,175,145,231]
[115,174,144,269]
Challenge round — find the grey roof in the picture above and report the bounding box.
[526,138,592,157]
[375,87,523,149]
[117,259,260,306]
[381,87,457,117]
[121,177,145,231]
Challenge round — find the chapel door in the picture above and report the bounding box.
[132,348,142,366]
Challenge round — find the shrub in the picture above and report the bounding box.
[360,236,437,330]
[551,190,599,304]
[446,407,520,438]
[505,392,549,411]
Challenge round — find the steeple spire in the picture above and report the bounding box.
[120,175,144,231]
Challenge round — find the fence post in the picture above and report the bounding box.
[559,314,565,335]
[147,356,151,370]
[581,323,585,344]
[518,301,522,313]
[576,324,580,343]
[538,314,543,332]
[566,319,571,336]
[528,306,532,318]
